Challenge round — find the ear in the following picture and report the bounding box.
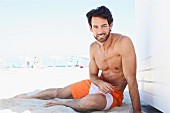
[109,23,113,30]
[89,25,92,32]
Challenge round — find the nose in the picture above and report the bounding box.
[96,27,104,34]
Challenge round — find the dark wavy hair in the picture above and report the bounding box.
[86,6,113,27]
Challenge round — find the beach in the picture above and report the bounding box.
[0,67,89,99]
[0,67,149,113]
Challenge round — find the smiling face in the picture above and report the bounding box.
[90,17,113,43]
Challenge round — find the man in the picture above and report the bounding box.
[15,6,142,113]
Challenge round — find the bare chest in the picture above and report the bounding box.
[94,49,122,73]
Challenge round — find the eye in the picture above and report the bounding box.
[102,25,107,27]
[93,26,98,28]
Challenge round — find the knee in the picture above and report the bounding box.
[80,94,106,110]
[53,88,63,98]
[53,88,65,98]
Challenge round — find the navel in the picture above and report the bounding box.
[114,67,119,70]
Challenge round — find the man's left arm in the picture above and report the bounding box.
[120,37,142,113]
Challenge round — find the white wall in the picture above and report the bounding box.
[135,0,170,112]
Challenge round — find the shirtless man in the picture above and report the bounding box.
[15,6,142,113]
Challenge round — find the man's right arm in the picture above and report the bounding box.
[89,43,102,85]
[89,44,113,93]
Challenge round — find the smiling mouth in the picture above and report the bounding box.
[97,34,105,38]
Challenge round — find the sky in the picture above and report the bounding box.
[0,0,135,67]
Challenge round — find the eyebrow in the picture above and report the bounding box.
[93,24,108,27]
[102,24,108,26]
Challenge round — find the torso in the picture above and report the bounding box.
[93,33,127,91]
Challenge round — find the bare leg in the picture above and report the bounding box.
[45,94,107,112]
[14,86,73,99]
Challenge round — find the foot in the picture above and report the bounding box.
[14,94,32,99]
[45,101,64,107]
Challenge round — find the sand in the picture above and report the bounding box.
[0,91,134,113]
[0,68,146,113]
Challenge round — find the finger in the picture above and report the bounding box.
[45,103,56,107]
[102,87,111,94]
[100,82,112,93]
[45,103,53,107]
[110,85,114,89]
[101,88,107,93]
[105,84,114,92]
[106,85,113,91]
[46,101,55,104]
[45,103,52,107]
[45,101,57,107]
[104,90,110,94]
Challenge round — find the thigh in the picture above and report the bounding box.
[70,80,91,99]
[80,94,107,111]
[58,85,73,99]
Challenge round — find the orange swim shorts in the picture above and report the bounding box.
[70,79,124,110]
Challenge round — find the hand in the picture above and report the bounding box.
[45,101,64,107]
[98,82,114,93]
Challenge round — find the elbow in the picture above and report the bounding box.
[126,76,137,86]
[89,74,95,82]
[90,76,97,82]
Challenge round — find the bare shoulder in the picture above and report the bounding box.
[90,42,98,51]
[90,42,97,48]
[90,42,98,57]
[118,35,134,49]
[112,33,132,44]
[120,36,135,56]
[112,34,135,54]
[111,33,130,44]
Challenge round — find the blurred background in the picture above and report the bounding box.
[0,0,134,69]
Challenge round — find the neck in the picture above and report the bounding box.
[98,34,113,51]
